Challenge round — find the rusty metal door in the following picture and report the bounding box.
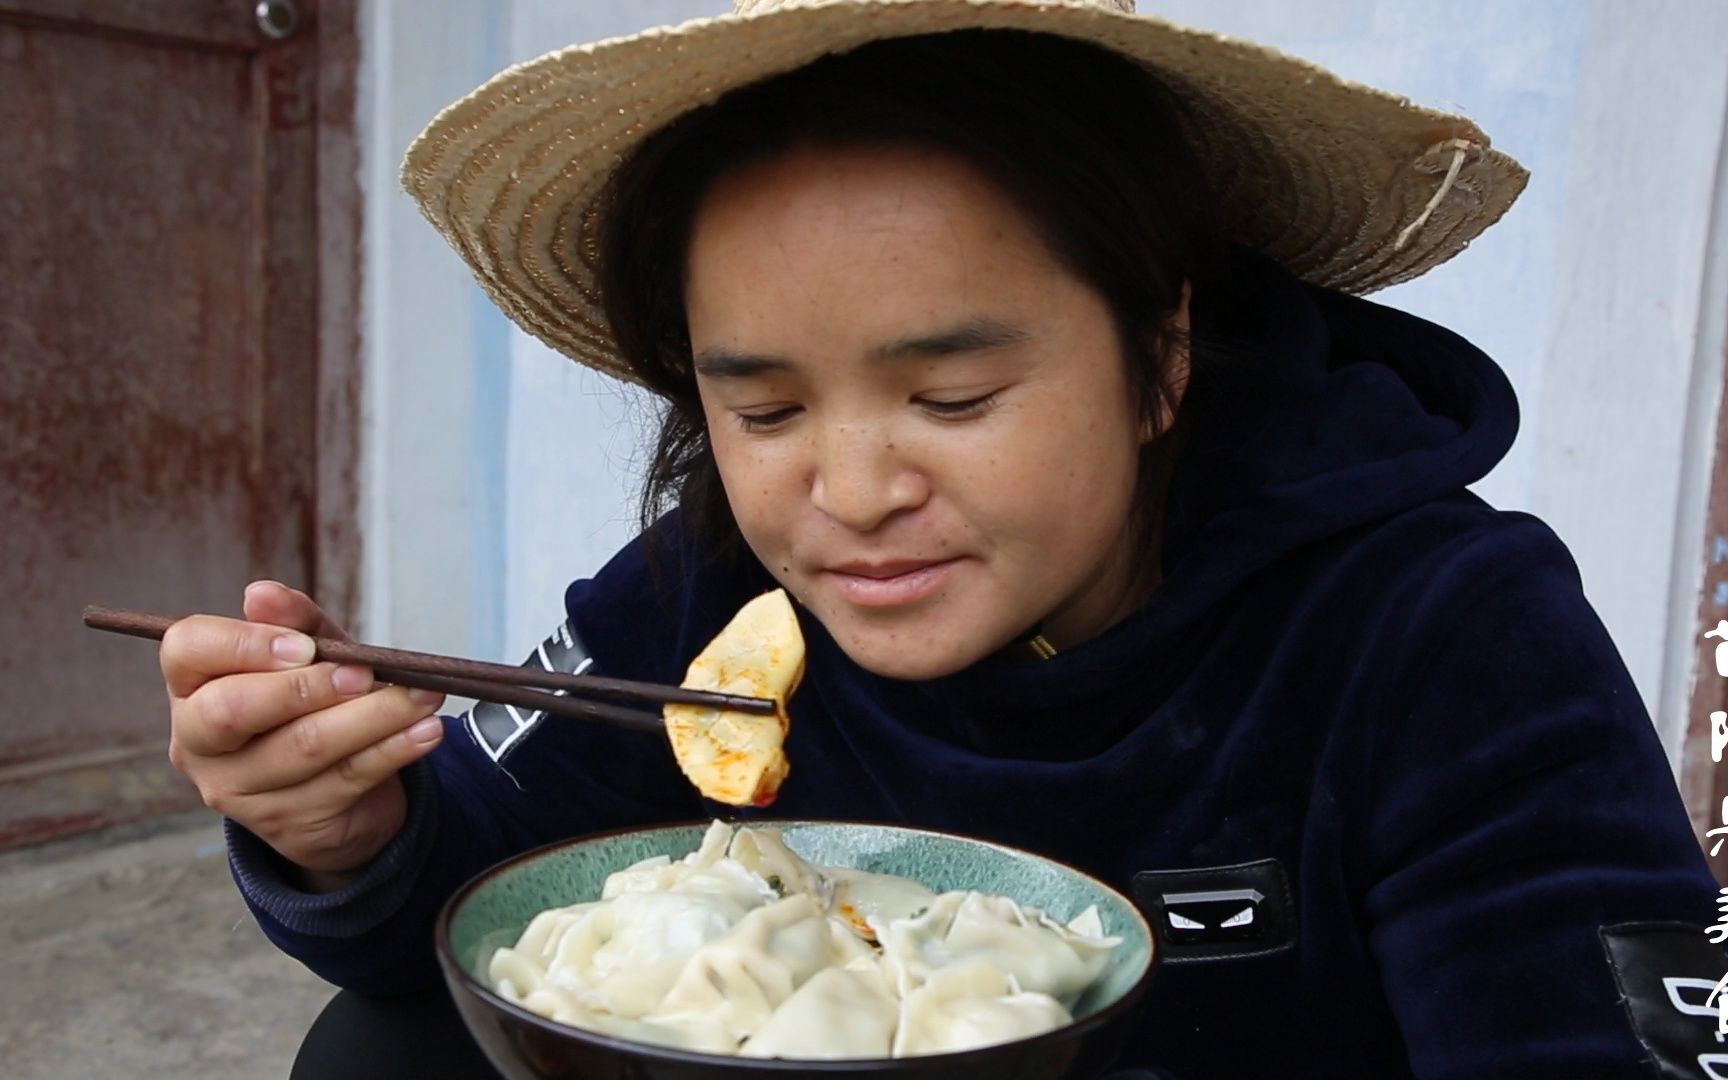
[0,0,359,848]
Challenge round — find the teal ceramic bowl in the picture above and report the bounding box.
[436,820,1155,1079]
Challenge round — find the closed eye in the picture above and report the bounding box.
[917,391,999,420]
[735,406,802,432]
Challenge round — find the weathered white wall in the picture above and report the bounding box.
[358,0,511,660]
[356,0,725,669]
[496,1,731,662]
[359,1,1728,764]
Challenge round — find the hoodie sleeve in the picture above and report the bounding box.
[226,529,707,993]
[1360,517,1724,1078]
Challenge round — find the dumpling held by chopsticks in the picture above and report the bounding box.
[665,589,803,806]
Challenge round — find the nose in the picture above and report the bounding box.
[808,422,929,533]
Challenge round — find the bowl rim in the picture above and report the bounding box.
[434,816,1157,1071]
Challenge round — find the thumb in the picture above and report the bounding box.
[241,580,349,641]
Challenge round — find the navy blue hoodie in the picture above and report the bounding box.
[230,252,1722,1077]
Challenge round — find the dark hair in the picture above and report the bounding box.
[597,29,1224,570]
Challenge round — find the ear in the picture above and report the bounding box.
[1140,281,1193,444]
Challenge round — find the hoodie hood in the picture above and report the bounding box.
[1158,246,1519,617]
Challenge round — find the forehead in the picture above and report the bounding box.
[685,143,1055,276]
[681,144,1074,348]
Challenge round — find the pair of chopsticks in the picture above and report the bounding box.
[82,605,776,734]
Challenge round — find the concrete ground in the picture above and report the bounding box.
[0,810,333,1078]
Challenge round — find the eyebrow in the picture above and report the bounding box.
[691,317,1031,379]
[869,317,1033,361]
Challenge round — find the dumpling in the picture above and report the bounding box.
[692,817,734,866]
[516,997,738,1055]
[726,824,824,900]
[489,904,594,1001]
[739,960,899,1059]
[892,961,1071,1056]
[827,867,936,942]
[490,882,758,1019]
[495,901,604,981]
[664,590,803,806]
[601,823,781,914]
[878,892,1119,1007]
[651,894,859,1041]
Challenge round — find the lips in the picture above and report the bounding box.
[821,557,961,608]
[828,559,944,579]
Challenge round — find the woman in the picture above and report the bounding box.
[160,2,1721,1076]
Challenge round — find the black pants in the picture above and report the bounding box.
[292,987,499,1079]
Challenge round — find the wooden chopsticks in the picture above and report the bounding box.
[83,605,777,734]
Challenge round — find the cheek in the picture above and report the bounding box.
[947,398,1138,527]
[709,429,801,544]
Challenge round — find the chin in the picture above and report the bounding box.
[827,624,1000,682]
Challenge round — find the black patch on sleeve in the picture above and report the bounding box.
[1133,858,1296,963]
[1599,921,1728,1078]
[462,620,592,764]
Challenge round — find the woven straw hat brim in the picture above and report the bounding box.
[402,0,1528,382]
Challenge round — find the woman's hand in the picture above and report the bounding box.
[162,581,446,891]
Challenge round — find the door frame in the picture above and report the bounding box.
[1677,101,1728,881]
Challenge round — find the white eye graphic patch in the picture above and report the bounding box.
[1165,903,1256,933]
[1158,888,1265,946]
[1134,859,1296,964]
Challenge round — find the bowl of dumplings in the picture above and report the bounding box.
[436,819,1156,1078]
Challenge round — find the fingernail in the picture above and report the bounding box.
[408,687,444,706]
[331,665,372,696]
[407,716,443,743]
[271,633,316,665]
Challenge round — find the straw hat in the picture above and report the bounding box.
[402,0,1527,381]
